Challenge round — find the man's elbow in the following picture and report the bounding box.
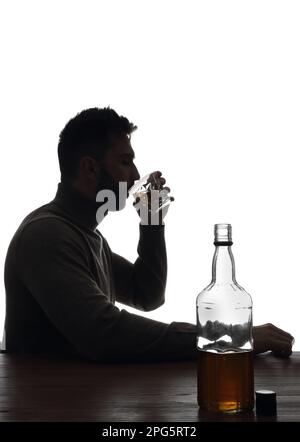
[142,294,165,312]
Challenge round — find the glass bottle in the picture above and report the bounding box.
[196,224,254,413]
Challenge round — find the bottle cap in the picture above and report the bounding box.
[255,390,277,416]
[214,224,233,246]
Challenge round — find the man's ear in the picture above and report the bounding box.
[79,156,99,180]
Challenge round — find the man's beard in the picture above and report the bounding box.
[96,165,127,211]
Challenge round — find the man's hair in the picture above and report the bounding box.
[58,107,137,179]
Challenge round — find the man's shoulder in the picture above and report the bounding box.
[19,202,65,228]
[15,202,83,245]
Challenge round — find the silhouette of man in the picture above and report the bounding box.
[2,107,294,361]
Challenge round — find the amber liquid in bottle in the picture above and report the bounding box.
[197,349,254,413]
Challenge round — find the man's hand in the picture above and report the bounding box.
[253,323,294,358]
[133,171,173,225]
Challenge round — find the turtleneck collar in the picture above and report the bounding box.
[53,182,99,231]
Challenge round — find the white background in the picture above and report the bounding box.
[0,1,299,348]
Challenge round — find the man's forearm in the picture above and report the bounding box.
[131,224,167,311]
[112,224,167,311]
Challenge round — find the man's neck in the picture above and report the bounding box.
[54,181,100,231]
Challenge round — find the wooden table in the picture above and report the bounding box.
[0,352,299,422]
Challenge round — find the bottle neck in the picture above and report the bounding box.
[212,245,236,284]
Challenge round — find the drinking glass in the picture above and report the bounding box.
[128,172,174,213]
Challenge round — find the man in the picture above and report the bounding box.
[3,107,294,361]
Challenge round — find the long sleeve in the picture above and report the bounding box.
[14,218,196,362]
[111,224,167,311]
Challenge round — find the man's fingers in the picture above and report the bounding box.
[148,171,162,182]
[272,330,294,347]
[253,324,294,357]
[147,171,166,189]
[269,323,294,342]
[133,196,140,205]
[268,337,293,354]
[271,346,293,358]
[272,348,292,358]
[259,323,295,344]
